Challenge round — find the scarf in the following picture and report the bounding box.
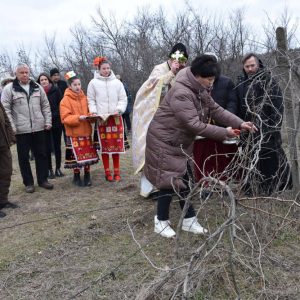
[43,83,52,94]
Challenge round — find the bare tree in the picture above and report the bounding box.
[276,27,300,195]
[39,33,63,72]
[0,51,14,77]
[263,6,299,52]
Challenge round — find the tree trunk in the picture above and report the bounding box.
[276,26,300,196]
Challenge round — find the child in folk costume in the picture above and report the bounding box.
[60,71,99,186]
[87,57,127,182]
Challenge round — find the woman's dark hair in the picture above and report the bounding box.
[36,72,53,85]
[190,55,219,77]
[67,76,80,85]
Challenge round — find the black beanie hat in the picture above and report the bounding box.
[169,43,188,59]
[191,55,219,77]
[50,68,60,77]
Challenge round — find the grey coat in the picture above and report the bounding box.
[1,79,51,134]
[144,67,243,190]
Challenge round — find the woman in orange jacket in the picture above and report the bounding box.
[60,71,99,186]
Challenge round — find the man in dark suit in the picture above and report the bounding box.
[50,68,68,96]
[50,68,68,144]
[236,53,293,195]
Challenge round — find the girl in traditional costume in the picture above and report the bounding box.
[87,57,127,182]
[60,71,99,186]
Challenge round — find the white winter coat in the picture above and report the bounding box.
[87,71,127,115]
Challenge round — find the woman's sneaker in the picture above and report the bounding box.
[154,215,176,238]
[182,217,207,234]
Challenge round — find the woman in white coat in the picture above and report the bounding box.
[87,57,127,182]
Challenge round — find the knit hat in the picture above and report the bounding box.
[191,55,219,78]
[50,68,60,77]
[169,43,189,60]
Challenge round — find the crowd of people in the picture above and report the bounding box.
[0,44,293,239]
[0,59,130,218]
[132,45,293,237]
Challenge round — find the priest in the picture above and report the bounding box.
[132,43,188,197]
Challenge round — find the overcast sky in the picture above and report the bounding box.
[0,0,299,54]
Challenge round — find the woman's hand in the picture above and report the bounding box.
[226,127,237,138]
[241,122,258,133]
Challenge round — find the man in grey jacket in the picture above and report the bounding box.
[2,63,54,193]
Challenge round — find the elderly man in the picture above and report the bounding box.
[2,63,53,193]
[236,53,293,196]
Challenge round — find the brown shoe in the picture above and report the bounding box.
[25,185,35,193]
[39,181,54,190]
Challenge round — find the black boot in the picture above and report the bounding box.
[84,172,92,186]
[29,151,35,161]
[0,201,19,209]
[73,173,83,186]
[48,169,55,179]
[124,132,130,150]
[55,169,65,177]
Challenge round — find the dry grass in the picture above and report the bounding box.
[0,142,299,299]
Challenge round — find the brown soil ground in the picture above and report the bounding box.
[0,139,299,299]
